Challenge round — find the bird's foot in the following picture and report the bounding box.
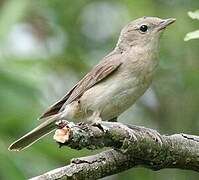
[89,111,102,124]
[55,120,69,129]
[89,111,110,132]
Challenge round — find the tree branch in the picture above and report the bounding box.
[30,121,199,180]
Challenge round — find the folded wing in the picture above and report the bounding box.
[39,53,122,119]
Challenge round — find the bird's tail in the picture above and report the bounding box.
[8,114,61,151]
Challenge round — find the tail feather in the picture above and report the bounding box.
[8,115,60,151]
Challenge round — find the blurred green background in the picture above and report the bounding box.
[0,0,198,179]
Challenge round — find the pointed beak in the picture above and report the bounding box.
[157,18,176,31]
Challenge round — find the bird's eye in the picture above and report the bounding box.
[139,25,148,33]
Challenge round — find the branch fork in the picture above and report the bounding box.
[30,121,199,180]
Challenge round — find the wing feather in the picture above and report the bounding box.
[39,84,78,119]
[39,53,122,119]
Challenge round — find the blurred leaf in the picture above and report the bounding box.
[188,10,199,20]
[0,1,198,180]
[184,29,199,41]
[184,10,199,41]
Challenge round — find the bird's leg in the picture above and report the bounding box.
[89,111,111,132]
[89,111,103,129]
[55,120,69,129]
[89,111,102,123]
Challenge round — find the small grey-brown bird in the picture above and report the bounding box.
[9,16,175,151]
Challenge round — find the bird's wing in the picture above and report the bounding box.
[39,84,78,119]
[39,53,122,119]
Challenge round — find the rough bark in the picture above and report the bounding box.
[30,121,199,180]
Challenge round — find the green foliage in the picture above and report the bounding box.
[184,10,199,41]
[0,0,199,180]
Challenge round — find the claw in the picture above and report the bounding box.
[145,129,163,146]
[89,111,102,122]
[55,120,69,129]
[129,129,138,142]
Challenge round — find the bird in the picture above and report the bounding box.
[9,16,175,151]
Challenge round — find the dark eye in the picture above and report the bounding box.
[139,25,148,32]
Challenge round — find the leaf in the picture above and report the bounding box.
[188,10,199,20]
[184,30,199,41]
[184,10,199,41]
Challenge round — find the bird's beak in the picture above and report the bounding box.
[157,18,176,31]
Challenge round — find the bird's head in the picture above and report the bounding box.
[117,17,175,50]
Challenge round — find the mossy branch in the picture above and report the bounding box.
[30,121,199,180]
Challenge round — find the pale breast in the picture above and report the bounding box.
[79,47,158,121]
[79,65,153,120]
